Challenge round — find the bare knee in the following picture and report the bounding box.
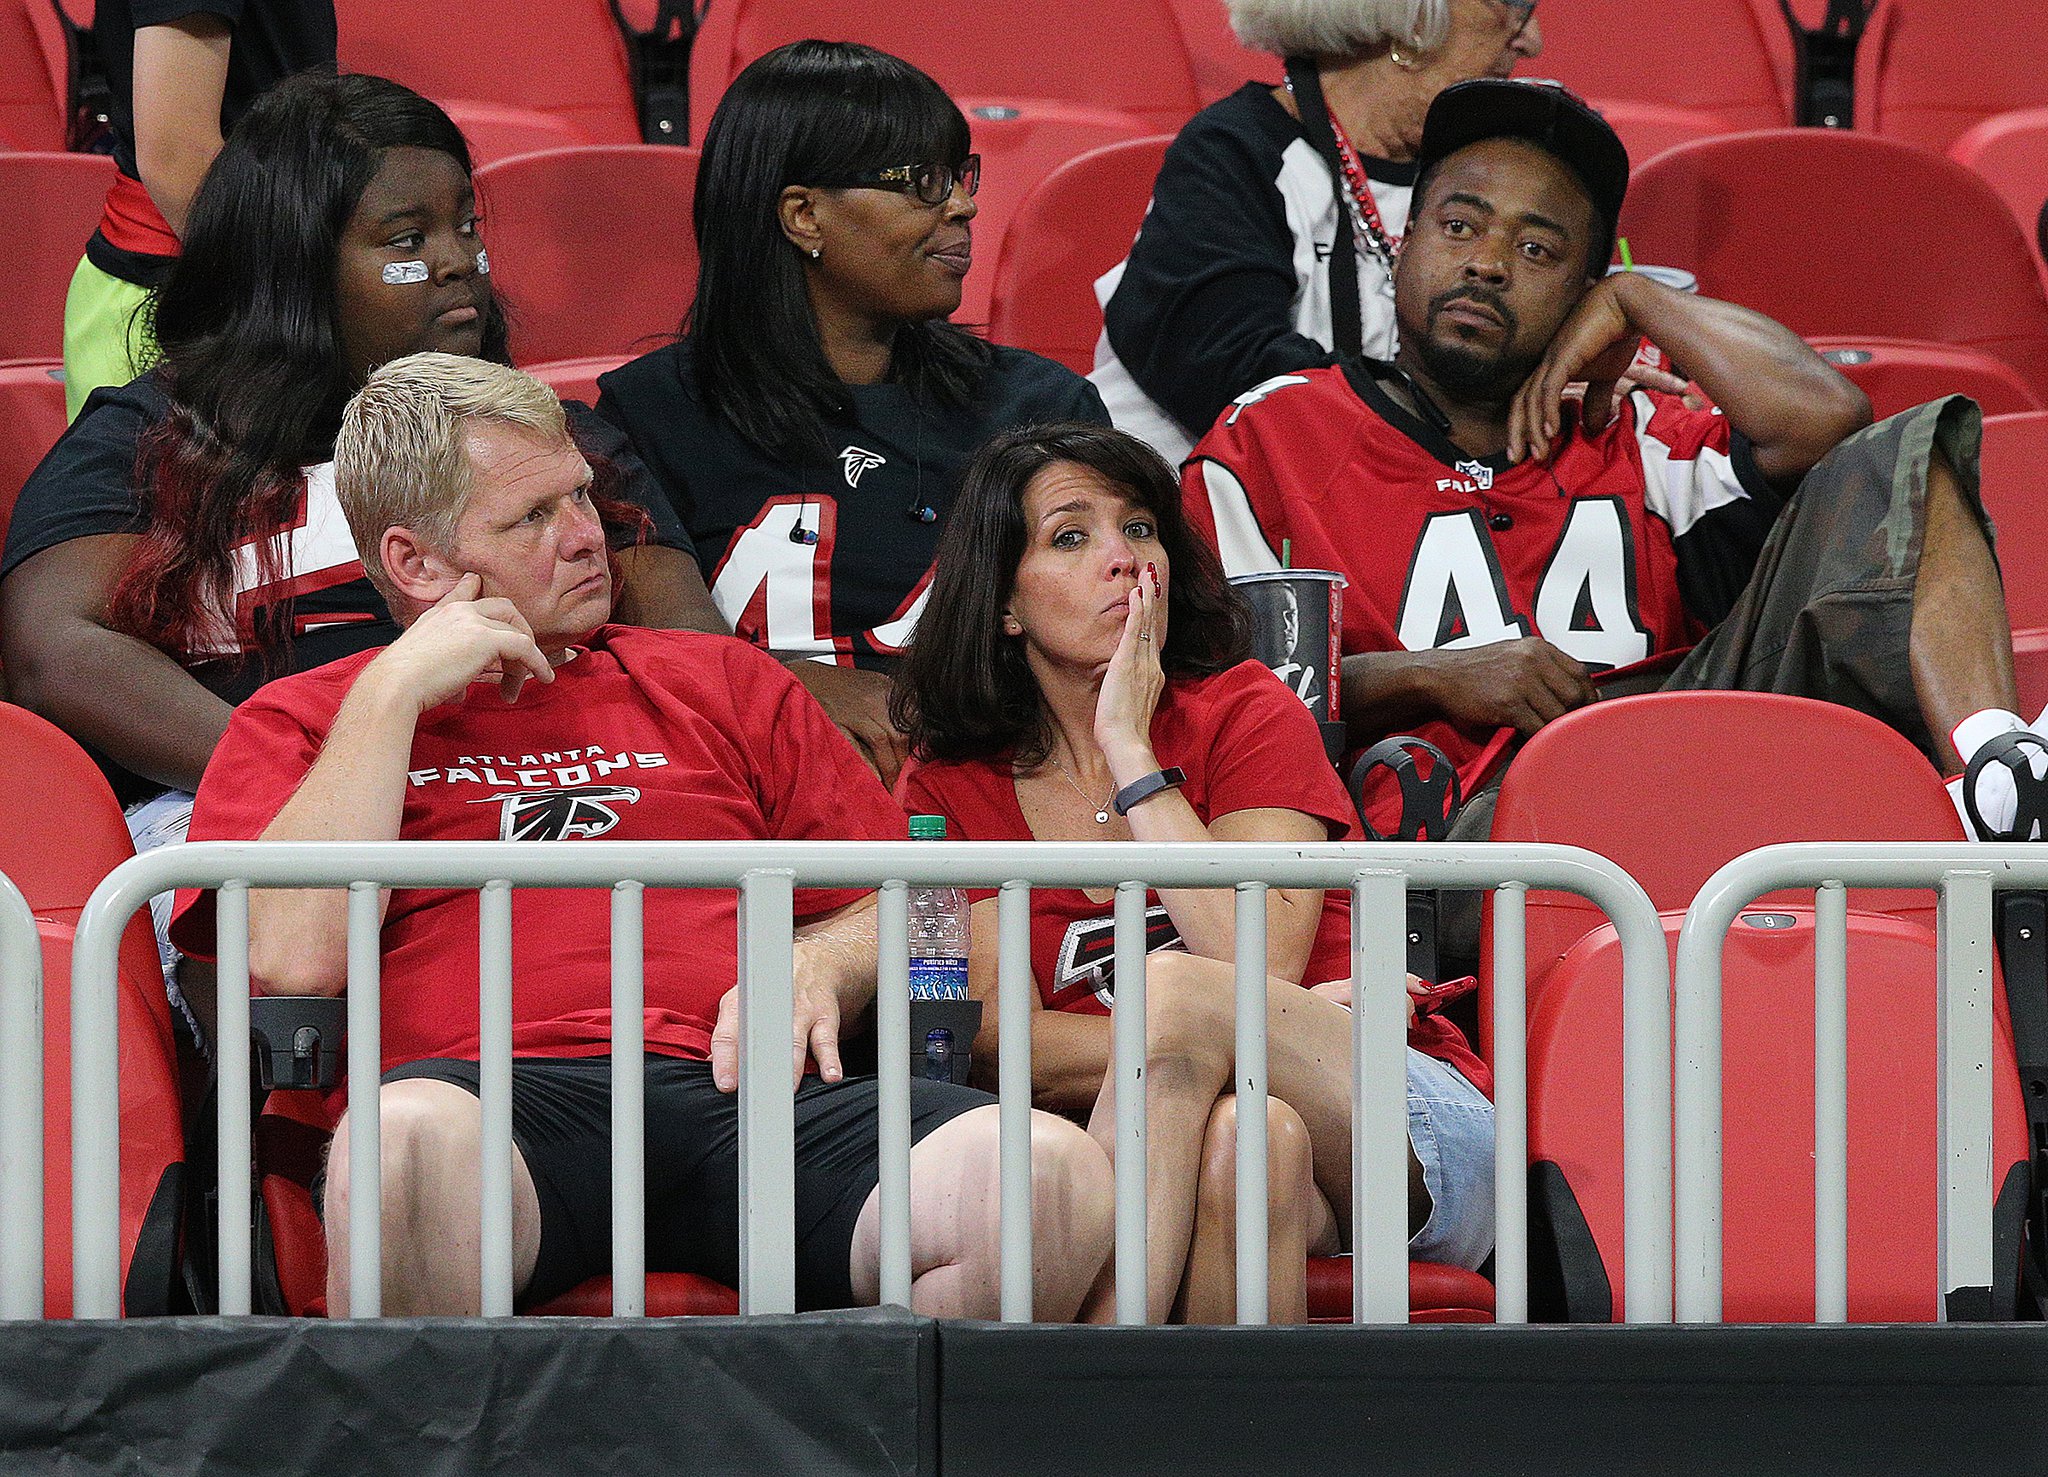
[1196,1097,1312,1217]
[1140,953,1233,1084]
[1030,1111,1113,1258]
[326,1081,478,1230]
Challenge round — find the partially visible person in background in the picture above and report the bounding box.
[62,0,338,419]
[597,40,1107,789]
[1092,0,1541,463]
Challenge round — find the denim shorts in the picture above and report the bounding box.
[1405,1047,1496,1270]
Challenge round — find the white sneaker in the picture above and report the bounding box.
[1950,707,2048,840]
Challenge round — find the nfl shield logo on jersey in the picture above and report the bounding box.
[1453,459,1494,491]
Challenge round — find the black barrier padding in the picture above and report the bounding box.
[0,1309,932,1475]
[938,1323,2048,1476]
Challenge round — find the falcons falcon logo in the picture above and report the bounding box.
[840,445,887,487]
[1047,904,1181,1012]
[474,786,642,840]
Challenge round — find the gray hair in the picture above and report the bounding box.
[1225,0,1450,59]
[335,352,569,607]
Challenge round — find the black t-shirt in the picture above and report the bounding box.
[89,0,337,282]
[1,371,691,713]
[595,339,1107,669]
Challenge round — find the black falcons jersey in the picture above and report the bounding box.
[595,339,1106,668]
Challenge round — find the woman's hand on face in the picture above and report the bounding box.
[1092,561,1168,774]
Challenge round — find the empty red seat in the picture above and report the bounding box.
[1948,108,2048,281]
[1622,129,2048,400]
[0,364,68,546]
[957,102,1155,325]
[1527,908,2031,1321]
[1979,411,2048,713]
[1858,0,2048,154]
[0,152,116,366]
[1810,337,2043,421]
[1168,0,1278,104]
[335,0,642,159]
[0,0,70,150]
[1305,1257,1495,1324]
[0,703,185,1316]
[474,145,700,374]
[707,0,1201,137]
[985,135,1172,374]
[1482,692,1963,1051]
[1534,0,1793,136]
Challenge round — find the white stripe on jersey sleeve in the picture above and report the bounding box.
[1197,459,1283,575]
[1629,389,1750,538]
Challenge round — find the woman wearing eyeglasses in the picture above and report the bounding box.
[1093,0,1543,465]
[596,40,1107,789]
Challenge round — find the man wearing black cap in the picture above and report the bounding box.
[1185,77,2036,845]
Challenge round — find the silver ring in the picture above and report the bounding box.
[1138,633,1153,641]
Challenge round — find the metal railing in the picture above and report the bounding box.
[1673,842,2042,1324]
[30,838,1670,1324]
[0,875,41,1320]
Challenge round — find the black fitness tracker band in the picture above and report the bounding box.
[1112,766,1187,816]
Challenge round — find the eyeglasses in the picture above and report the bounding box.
[817,154,981,207]
[1499,0,1539,39]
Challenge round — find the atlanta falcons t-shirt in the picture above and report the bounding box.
[594,339,1106,669]
[1182,361,1785,830]
[169,626,906,1077]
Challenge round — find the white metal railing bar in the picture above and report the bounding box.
[610,883,646,1316]
[64,839,1665,1325]
[1232,882,1269,1326]
[1672,842,2047,1324]
[997,882,1035,1323]
[1352,871,1408,1323]
[216,884,252,1316]
[876,881,911,1311]
[346,881,382,1318]
[0,875,41,1320]
[1491,882,1529,1324]
[1111,880,1148,1325]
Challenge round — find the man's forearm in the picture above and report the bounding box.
[1339,649,1445,737]
[1610,273,1871,481]
[248,666,421,992]
[794,898,882,1017]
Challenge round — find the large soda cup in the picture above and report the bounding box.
[1229,569,1346,761]
[1609,263,1699,376]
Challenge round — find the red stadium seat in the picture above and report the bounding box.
[474,146,700,373]
[1532,0,1794,136]
[1948,108,2048,282]
[1482,691,1963,1050]
[0,0,70,150]
[1594,101,1748,173]
[526,355,633,411]
[1621,129,2048,400]
[0,703,186,1317]
[1306,1257,1495,1324]
[1810,337,2044,422]
[1168,0,1278,105]
[1527,908,2031,1321]
[335,0,642,159]
[1979,411,2048,714]
[958,102,1156,325]
[706,0,1201,137]
[0,364,68,548]
[985,136,1172,373]
[0,151,116,365]
[1858,0,2048,155]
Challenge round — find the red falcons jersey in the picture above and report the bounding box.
[1183,362,1782,827]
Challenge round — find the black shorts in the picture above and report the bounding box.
[382,1055,991,1310]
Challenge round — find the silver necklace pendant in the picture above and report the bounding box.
[1094,807,1111,825]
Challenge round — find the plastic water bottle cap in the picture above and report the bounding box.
[908,814,947,840]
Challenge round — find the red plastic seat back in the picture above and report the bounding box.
[0,705,183,1316]
[715,0,1201,134]
[0,0,69,150]
[1948,108,2048,279]
[335,0,641,148]
[1167,0,1278,104]
[475,146,700,369]
[1979,411,2048,633]
[1488,692,1961,1005]
[0,151,114,363]
[1620,128,2048,399]
[1810,337,2044,422]
[1858,0,2048,153]
[986,136,1172,373]
[1528,910,2030,1321]
[1305,1257,1495,1324]
[1532,0,1793,132]
[0,364,69,548]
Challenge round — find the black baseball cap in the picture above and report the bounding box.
[1415,78,1630,271]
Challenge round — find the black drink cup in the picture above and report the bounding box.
[1228,569,1347,761]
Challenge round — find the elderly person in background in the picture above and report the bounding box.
[1091,0,1543,463]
